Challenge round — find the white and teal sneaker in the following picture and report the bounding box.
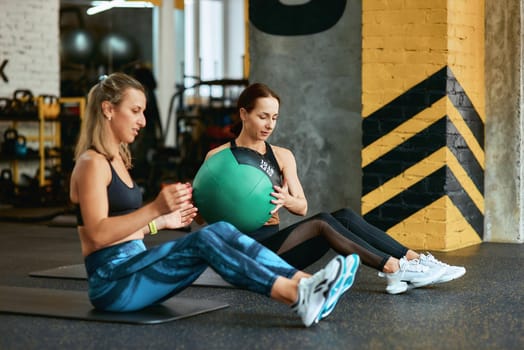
[292,255,345,327]
[319,253,360,320]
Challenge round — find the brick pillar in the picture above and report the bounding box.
[0,0,60,96]
[361,0,484,251]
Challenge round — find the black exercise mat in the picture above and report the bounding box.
[0,285,228,324]
[29,264,87,280]
[30,264,234,288]
[47,214,77,227]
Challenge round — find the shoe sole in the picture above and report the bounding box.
[394,270,465,293]
[379,272,409,294]
[318,254,360,320]
[409,267,447,287]
[342,254,360,293]
[380,267,447,293]
[386,281,408,294]
[404,267,461,290]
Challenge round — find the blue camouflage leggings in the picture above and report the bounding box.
[84,221,298,311]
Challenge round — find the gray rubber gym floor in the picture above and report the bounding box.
[0,220,522,350]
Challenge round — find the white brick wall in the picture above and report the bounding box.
[0,0,59,97]
[0,0,59,184]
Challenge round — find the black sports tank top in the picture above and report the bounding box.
[230,140,283,186]
[76,161,142,226]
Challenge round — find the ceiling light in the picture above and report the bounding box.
[87,1,155,16]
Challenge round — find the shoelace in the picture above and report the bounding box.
[422,253,450,267]
[401,258,428,272]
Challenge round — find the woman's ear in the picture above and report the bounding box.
[101,101,113,120]
[239,107,247,121]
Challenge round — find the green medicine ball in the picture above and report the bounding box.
[193,147,280,233]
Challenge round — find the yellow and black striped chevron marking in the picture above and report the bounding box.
[362,66,484,239]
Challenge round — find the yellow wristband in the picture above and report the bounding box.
[148,220,158,235]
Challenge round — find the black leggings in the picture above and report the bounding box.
[253,208,409,271]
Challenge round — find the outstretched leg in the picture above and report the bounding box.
[331,208,409,259]
[260,214,391,271]
[86,221,299,311]
[86,222,355,326]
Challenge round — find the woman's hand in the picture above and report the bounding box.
[161,205,198,230]
[155,182,194,214]
[270,179,290,214]
[152,182,198,231]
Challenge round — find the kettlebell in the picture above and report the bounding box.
[15,134,27,157]
[1,168,12,181]
[0,98,13,116]
[0,169,15,203]
[13,89,37,117]
[2,128,18,155]
[40,95,60,119]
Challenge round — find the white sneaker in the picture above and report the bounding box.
[319,254,360,320]
[382,257,446,294]
[419,253,466,283]
[292,255,345,327]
